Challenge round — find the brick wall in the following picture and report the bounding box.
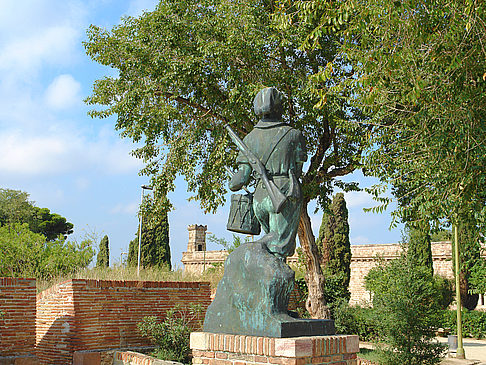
[36,279,211,365]
[348,242,469,305]
[0,277,36,357]
[190,332,360,365]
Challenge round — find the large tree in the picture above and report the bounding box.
[282,0,486,310]
[406,224,433,275]
[0,188,74,240]
[296,0,486,229]
[85,0,370,318]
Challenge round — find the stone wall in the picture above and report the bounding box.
[348,242,455,305]
[182,241,486,307]
[36,279,211,364]
[0,277,36,358]
[182,250,229,274]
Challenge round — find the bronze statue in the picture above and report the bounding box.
[227,87,307,259]
[203,87,334,337]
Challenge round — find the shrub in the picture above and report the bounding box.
[441,309,486,339]
[0,223,94,280]
[365,253,447,365]
[137,304,203,364]
[329,299,378,342]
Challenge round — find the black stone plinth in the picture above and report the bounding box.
[280,319,335,338]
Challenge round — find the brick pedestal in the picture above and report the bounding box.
[190,332,359,365]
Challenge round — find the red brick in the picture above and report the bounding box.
[268,357,305,365]
[203,351,215,358]
[73,352,101,365]
[215,352,228,359]
[257,337,264,355]
[255,355,269,363]
[35,279,211,364]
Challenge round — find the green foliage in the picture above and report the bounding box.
[404,224,433,274]
[0,188,73,240]
[317,193,351,302]
[84,0,370,215]
[96,235,110,268]
[128,195,171,269]
[469,259,486,295]
[365,253,447,365]
[452,211,483,310]
[0,189,33,225]
[29,207,74,241]
[281,0,486,235]
[207,233,248,253]
[441,309,486,339]
[344,0,486,230]
[0,223,94,280]
[430,230,452,242]
[329,299,378,342]
[137,304,203,364]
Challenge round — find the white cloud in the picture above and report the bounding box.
[0,128,142,177]
[0,25,80,80]
[342,190,375,209]
[0,132,68,175]
[310,214,321,234]
[111,202,139,215]
[45,74,82,109]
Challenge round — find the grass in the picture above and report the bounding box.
[36,264,224,293]
[358,348,382,364]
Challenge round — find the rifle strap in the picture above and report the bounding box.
[261,126,293,167]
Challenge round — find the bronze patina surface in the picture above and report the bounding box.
[203,87,335,337]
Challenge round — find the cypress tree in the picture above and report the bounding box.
[127,208,171,270]
[406,223,433,275]
[317,193,351,302]
[96,235,109,268]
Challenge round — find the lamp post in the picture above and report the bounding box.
[137,184,153,277]
[453,224,465,359]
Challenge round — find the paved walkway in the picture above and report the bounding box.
[436,337,486,365]
[360,337,486,365]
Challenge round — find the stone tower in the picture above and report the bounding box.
[187,224,207,252]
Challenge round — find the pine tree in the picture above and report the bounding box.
[96,235,109,268]
[317,193,351,303]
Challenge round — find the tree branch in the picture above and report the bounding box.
[302,119,333,186]
[155,90,248,135]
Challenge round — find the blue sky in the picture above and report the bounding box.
[0,0,403,269]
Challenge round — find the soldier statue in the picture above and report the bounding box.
[228,87,307,259]
[203,87,335,338]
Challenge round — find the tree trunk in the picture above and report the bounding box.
[297,203,330,319]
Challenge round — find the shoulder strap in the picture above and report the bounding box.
[261,126,293,166]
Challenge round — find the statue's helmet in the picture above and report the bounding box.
[253,87,284,121]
